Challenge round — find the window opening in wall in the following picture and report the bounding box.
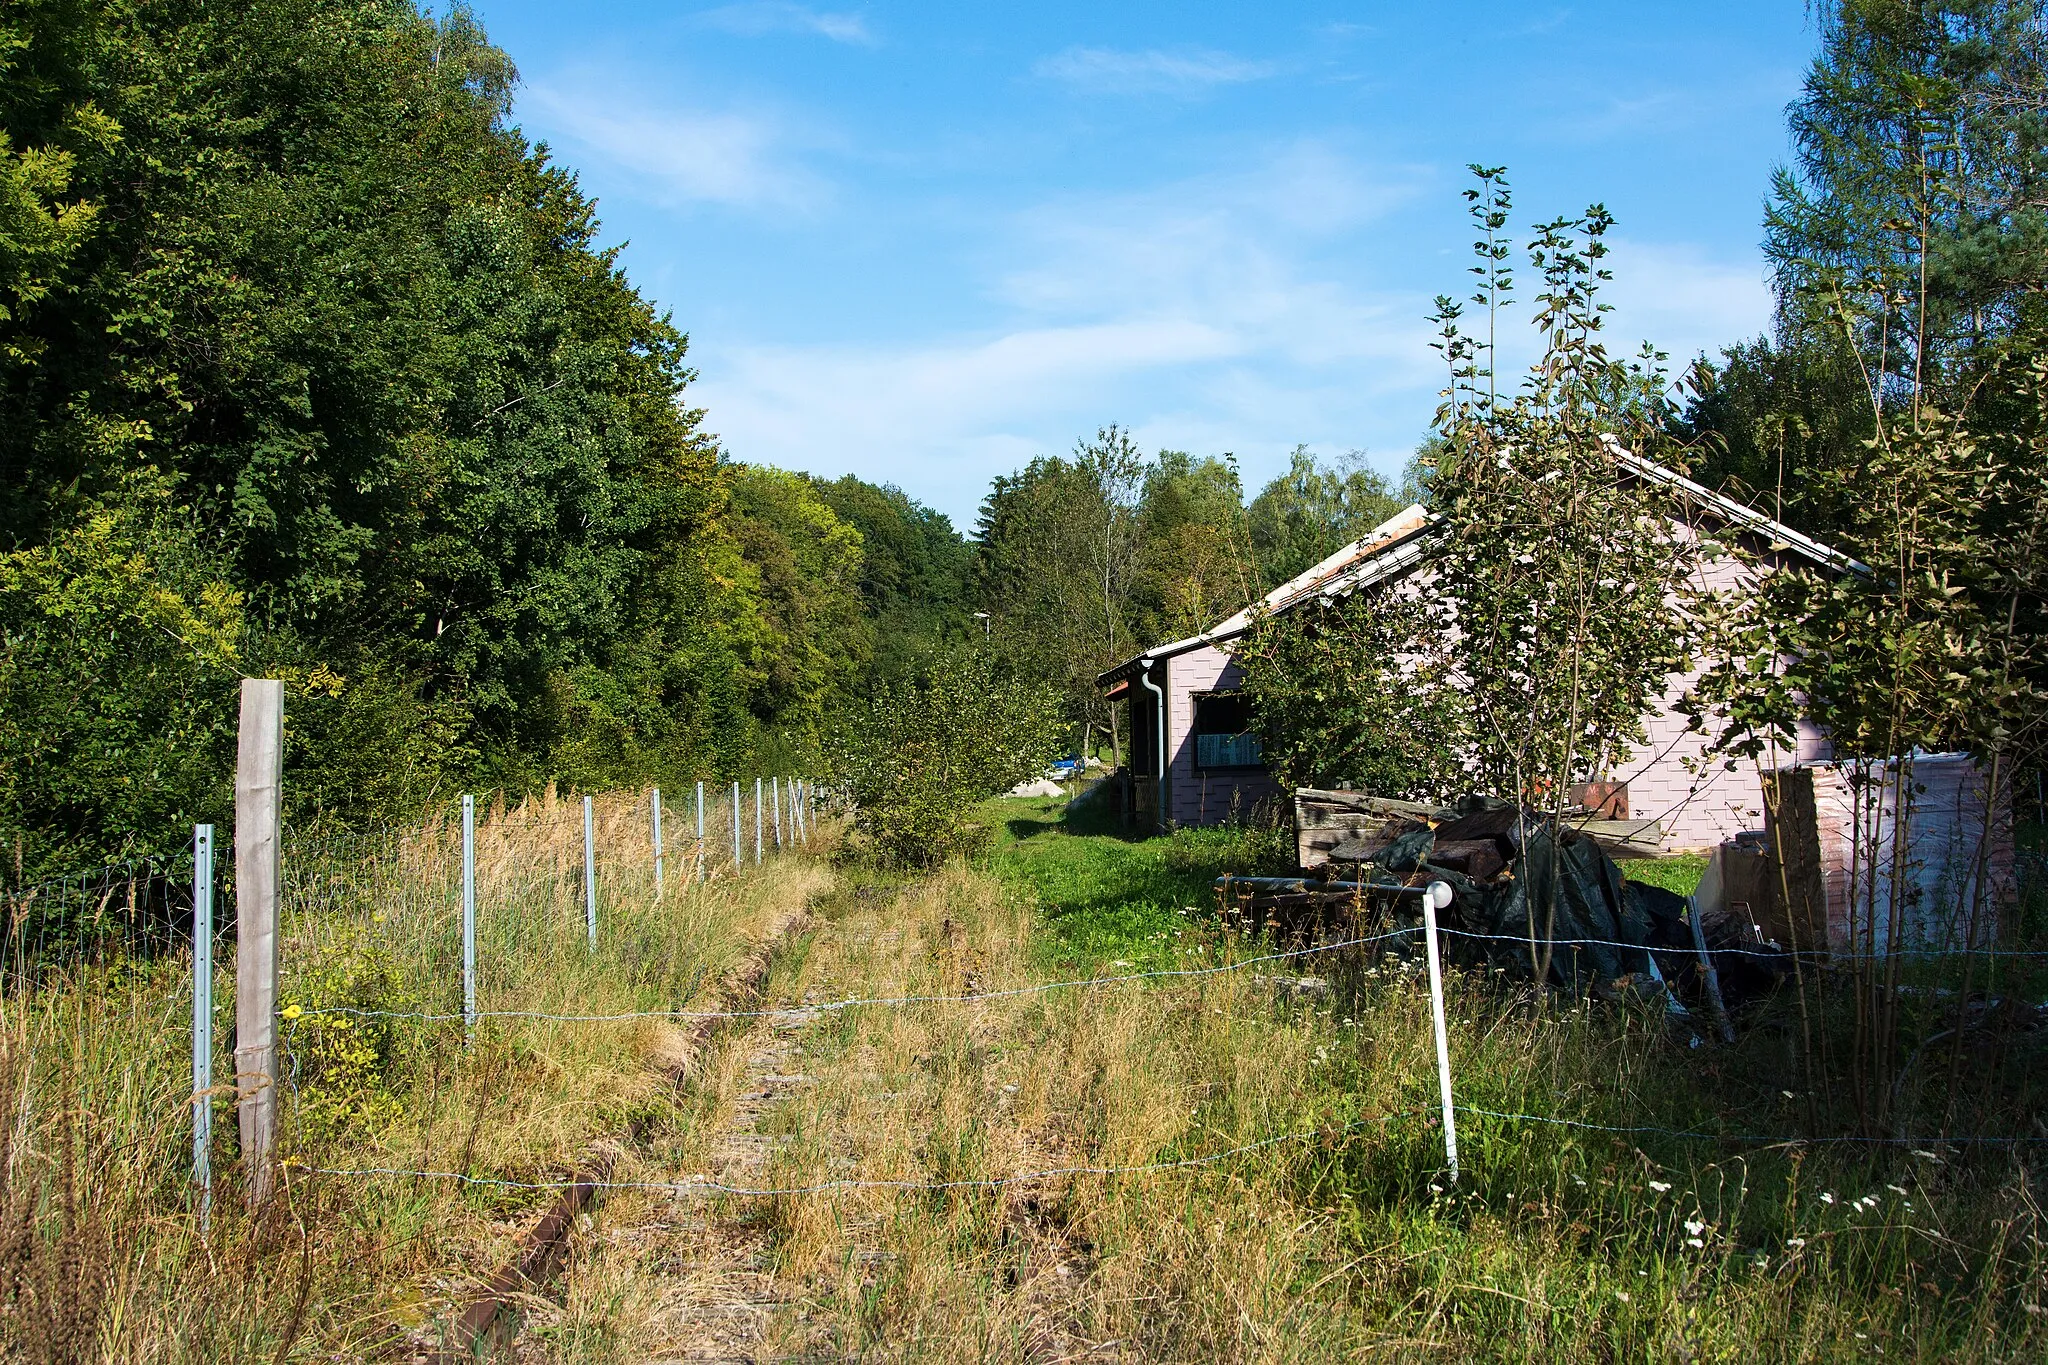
[1193,691,1263,770]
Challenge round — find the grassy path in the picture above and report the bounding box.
[547,804,2043,1364]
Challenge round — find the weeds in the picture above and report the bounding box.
[0,787,830,1360]
[617,806,2045,1363]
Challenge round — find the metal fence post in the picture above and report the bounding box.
[191,823,214,1229]
[1421,880,1460,1184]
[772,777,783,851]
[583,795,597,951]
[234,678,283,1211]
[694,781,705,883]
[731,781,741,870]
[754,777,764,865]
[792,779,804,844]
[462,795,476,1038]
[652,787,664,901]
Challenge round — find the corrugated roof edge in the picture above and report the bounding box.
[1605,437,1870,577]
[1093,504,1430,689]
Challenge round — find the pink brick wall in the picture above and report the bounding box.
[1611,544,1832,851]
[1163,646,1284,827]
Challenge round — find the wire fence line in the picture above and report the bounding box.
[290,1110,1430,1198]
[288,926,1427,1025]
[8,786,2043,1223]
[283,1098,2048,1210]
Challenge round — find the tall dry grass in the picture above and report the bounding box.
[0,786,830,1362]
[586,859,2048,1364]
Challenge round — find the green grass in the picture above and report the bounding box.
[983,791,1290,973]
[1617,850,1709,896]
[889,802,2048,1361]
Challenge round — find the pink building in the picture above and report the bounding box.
[1098,451,1864,852]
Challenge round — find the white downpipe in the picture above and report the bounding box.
[1137,659,1166,829]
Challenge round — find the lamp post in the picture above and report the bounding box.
[972,611,991,642]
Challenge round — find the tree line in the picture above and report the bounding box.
[0,0,1408,876]
[8,0,2043,879]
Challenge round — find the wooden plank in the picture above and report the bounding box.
[1762,768,1827,954]
[1293,789,1665,866]
[234,679,283,1210]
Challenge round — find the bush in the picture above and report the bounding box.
[829,648,1065,866]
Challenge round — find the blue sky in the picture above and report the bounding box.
[462,1,1814,528]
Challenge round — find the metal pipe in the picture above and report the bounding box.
[1422,885,1460,1183]
[583,795,596,950]
[192,823,214,1228]
[1137,659,1166,829]
[462,795,476,1035]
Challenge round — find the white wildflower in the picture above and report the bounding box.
[1819,1192,1835,1204]
[1648,1180,1672,1193]
[1615,1290,1630,1302]
[1685,1219,1706,1237]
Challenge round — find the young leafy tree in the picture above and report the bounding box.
[1235,589,1468,800]
[826,646,1065,866]
[1428,186,1697,806]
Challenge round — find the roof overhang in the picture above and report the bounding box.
[1607,439,1869,577]
[1096,442,1866,696]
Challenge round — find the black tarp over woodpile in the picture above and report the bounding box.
[1314,796,1781,1002]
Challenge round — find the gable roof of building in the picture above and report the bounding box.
[1096,443,1866,689]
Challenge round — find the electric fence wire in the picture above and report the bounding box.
[288,924,1430,1024]
[289,1109,1428,1198]
[1452,1107,2048,1146]
[1430,925,2048,961]
[287,912,2048,1026]
[287,1100,2048,1204]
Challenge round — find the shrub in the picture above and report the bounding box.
[828,648,1065,866]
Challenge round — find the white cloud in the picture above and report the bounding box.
[1596,238,1773,365]
[523,85,827,212]
[691,144,1443,520]
[694,3,875,45]
[1033,46,1276,93]
[670,140,1770,522]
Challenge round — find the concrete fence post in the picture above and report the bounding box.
[731,781,741,870]
[1421,879,1460,1184]
[191,823,214,1228]
[462,795,476,1038]
[582,795,597,951]
[652,787,664,901]
[695,781,705,883]
[234,678,283,1211]
[754,777,764,865]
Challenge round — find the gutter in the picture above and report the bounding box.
[1137,659,1166,829]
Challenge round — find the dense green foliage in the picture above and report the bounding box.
[826,647,1065,866]
[0,0,974,876]
[1244,445,1405,589]
[974,426,1419,765]
[808,473,977,679]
